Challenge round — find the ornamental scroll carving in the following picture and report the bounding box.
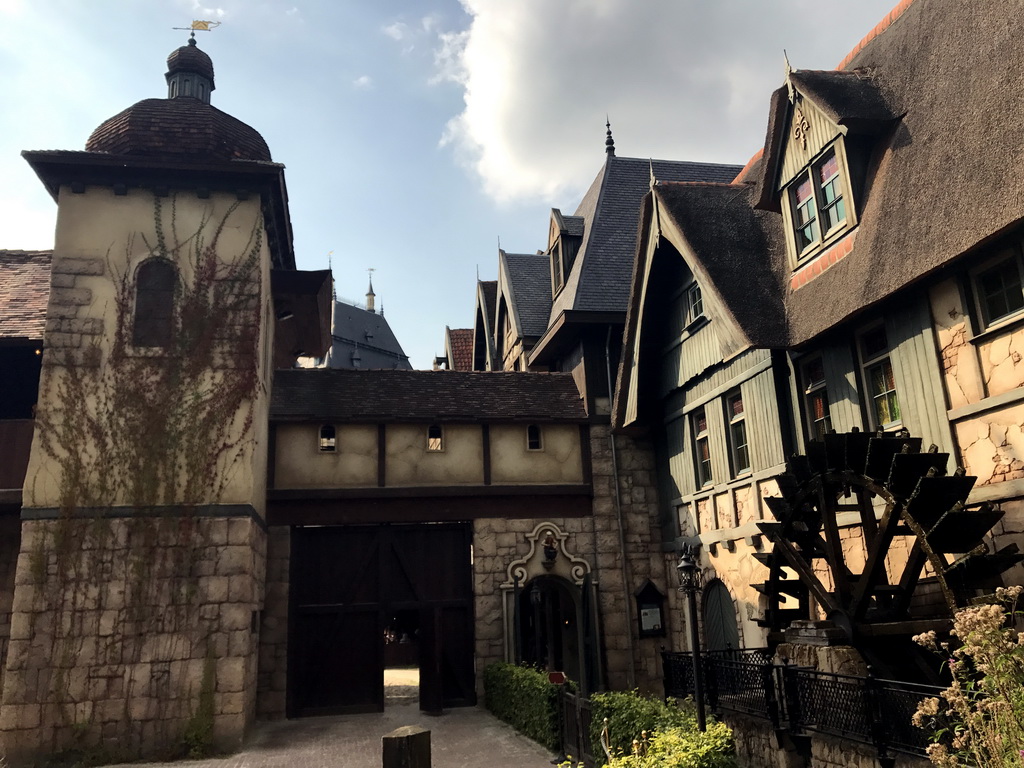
[501,522,591,588]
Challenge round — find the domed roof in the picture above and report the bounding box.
[167,37,215,84]
[86,98,272,162]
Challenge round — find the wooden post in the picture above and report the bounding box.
[382,725,431,768]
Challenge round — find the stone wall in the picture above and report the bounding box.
[0,514,265,766]
[256,526,289,720]
[0,517,20,699]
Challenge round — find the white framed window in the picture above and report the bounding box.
[784,145,853,263]
[725,390,750,477]
[691,406,712,488]
[527,424,543,451]
[427,423,444,452]
[972,246,1024,331]
[685,282,704,325]
[318,424,337,453]
[857,325,901,430]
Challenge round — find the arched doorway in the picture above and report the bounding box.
[518,575,582,683]
[702,579,740,651]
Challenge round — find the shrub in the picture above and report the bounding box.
[913,585,1024,767]
[603,722,736,768]
[589,690,697,758]
[483,662,562,751]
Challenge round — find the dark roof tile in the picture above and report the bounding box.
[0,250,51,340]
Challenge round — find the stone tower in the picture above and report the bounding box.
[1,37,296,764]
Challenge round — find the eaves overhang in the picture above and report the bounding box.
[22,149,296,270]
[527,309,625,367]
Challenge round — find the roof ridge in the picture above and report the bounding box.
[837,0,915,70]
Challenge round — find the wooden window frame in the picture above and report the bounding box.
[800,355,832,442]
[780,141,857,267]
[685,282,704,326]
[725,389,750,477]
[691,406,713,488]
[970,243,1024,332]
[856,323,901,431]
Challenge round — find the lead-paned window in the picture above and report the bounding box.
[858,325,901,430]
[725,390,750,476]
[132,259,177,348]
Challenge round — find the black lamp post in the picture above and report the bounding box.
[677,544,706,731]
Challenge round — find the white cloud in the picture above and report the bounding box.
[382,21,407,41]
[434,0,898,204]
[383,14,443,54]
[353,75,373,90]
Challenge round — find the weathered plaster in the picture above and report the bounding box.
[956,403,1024,486]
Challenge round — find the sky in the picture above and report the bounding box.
[0,0,899,369]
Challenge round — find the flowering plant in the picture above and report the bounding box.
[913,585,1024,766]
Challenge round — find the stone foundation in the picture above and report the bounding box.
[0,514,265,766]
[0,517,20,699]
[256,525,289,720]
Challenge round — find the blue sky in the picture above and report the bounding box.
[0,0,898,368]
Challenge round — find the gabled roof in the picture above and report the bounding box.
[271,369,587,423]
[775,0,1024,344]
[550,155,744,321]
[499,251,551,339]
[0,250,52,340]
[445,327,474,371]
[473,280,498,370]
[326,300,411,370]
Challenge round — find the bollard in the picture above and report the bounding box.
[382,725,431,768]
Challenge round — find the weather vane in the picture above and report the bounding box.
[173,20,222,39]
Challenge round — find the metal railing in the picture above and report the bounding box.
[662,650,944,759]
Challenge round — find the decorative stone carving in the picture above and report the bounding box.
[501,521,591,587]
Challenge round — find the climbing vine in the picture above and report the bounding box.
[23,191,266,761]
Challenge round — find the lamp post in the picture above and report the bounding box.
[677,544,706,731]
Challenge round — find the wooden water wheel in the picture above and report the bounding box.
[752,428,1021,678]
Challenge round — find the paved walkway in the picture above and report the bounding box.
[121,685,558,768]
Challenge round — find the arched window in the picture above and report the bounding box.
[319,424,336,452]
[527,424,543,451]
[427,424,443,452]
[183,79,192,96]
[132,259,177,348]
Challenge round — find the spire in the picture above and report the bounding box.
[605,117,615,156]
[366,268,376,314]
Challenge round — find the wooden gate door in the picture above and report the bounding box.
[288,523,475,717]
[385,524,476,709]
[288,526,384,716]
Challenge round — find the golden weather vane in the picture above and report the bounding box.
[172,20,222,39]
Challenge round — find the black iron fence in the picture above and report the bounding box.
[662,650,943,759]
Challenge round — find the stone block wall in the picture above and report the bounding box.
[0,517,20,699]
[0,514,265,766]
[256,526,289,720]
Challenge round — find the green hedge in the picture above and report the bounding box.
[589,691,697,758]
[603,722,736,768]
[483,663,562,751]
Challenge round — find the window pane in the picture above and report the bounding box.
[861,326,888,361]
[795,177,813,204]
[978,257,1024,324]
[730,395,744,417]
[818,152,839,184]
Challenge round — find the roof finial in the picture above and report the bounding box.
[649,158,657,191]
[366,268,376,313]
[605,117,615,156]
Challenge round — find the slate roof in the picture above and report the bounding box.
[271,369,587,422]
[86,98,271,161]
[479,280,497,331]
[550,156,744,321]
[501,251,551,338]
[473,280,498,370]
[761,0,1024,344]
[0,250,52,340]
[446,327,474,371]
[326,300,412,370]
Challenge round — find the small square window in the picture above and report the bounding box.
[427,424,444,452]
[319,424,336,452]
[527,424,543,451]
[973,248,1024,330]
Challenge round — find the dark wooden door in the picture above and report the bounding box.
[288,522,475,717]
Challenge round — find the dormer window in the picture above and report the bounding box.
[784,144,854,263]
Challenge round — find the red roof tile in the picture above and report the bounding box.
[447,328,474,371]
[0,250,51,340]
